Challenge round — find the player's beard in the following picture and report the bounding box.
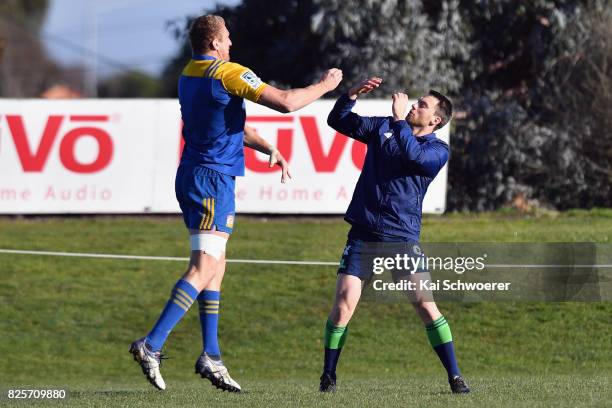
[406,113,418,127]
[407,113,428,128]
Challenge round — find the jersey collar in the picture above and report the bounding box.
[192,53,217,61]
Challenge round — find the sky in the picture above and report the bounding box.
[42,0,240,78]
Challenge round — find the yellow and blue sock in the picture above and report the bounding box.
[323,319,348,378]
[426,315,461,379]
[145,279,198,352]
[197,290,221,358]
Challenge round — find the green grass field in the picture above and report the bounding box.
[1,211,611,407]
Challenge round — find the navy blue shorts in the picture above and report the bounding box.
[175,164,236,234]
[337,236,427,281]
[337,238,368,279]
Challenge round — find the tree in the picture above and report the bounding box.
[161,0,470,96]
[448,0,612,210]
[534,0,612,208]
[0,0,67,97]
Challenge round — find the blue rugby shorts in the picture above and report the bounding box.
[175,163,236,234]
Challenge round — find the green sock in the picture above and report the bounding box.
[426,316,453,347]
[426,316,461,378]
[323,319,348,376]
[324,319,348,349]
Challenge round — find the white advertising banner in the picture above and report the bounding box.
[0,99,448,214]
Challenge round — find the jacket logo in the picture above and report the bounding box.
[383,131,393,139]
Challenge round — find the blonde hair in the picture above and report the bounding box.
[189,15,226,54]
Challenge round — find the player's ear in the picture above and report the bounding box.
[212,39,220,51]
[431,115,442,127]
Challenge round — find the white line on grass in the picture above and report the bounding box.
[0,249,337,266]
[1,248,612,268]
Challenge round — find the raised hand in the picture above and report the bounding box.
[348,77,383,100]
[391,92,409,121]
[319,68,344,92]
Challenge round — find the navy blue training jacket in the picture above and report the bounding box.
[328,94,449,241]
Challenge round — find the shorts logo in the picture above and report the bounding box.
[226,215,235,228]
[240,71,263,90]
[412,244,422,255]
[339,245,351,269]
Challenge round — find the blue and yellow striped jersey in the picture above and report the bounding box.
[178,54,268,176]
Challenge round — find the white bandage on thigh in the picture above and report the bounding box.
[190,234,227,260]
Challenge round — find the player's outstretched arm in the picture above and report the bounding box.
[243,125,291,183]
[257,68,343,113]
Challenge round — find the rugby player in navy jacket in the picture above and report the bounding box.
[319,77,470,394]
